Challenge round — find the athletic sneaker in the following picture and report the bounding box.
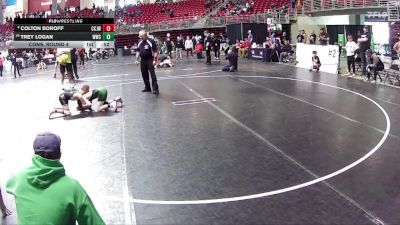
[114,96,123,104]
[142,88,151,92]
[112,101,118,112]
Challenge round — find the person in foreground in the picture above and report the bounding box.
[6,132,106,225]
[222,47,238,72]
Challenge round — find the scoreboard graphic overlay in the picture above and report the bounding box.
[14,18,115,48]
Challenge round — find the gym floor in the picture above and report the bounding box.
[0,56,399,225]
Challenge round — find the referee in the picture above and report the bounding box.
[135,30,159,95]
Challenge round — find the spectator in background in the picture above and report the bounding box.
[345,35,358,76]
[296,30,304,43]
[279,40,292,62]
[238,40,245,58]
[213,34,221,59]
[282,31,290,42]
[165,37,174,58]
[37,59,47,70]
[10,52,22,78]
[366,50,384,82]
[175,36,184,60]
[393,38,400,58]
[185,36,194,57]
[6,132,105,225]
[309,50,321,71]
[195,41,204,59]
[219,33,226,55]
[78,48,86,69]
[192,36,197,50]
[301,30,308,44]
[358,26,371,76]
[269,32,276,44]
[270,40,280,62]
[221,38,230,55]
[319,28,330,45]
[247,30,253,43]
[243,38,251,57]
[263,37,272,48]
[204,32,212,64]
[309,31,317,44]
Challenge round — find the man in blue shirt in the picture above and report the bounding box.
[135,30,159,95]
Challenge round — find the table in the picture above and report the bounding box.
[247,48,271,62]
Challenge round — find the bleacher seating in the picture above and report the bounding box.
[213,0,289,17]
[0,22,13,33]
[118,0,212,24]
[0,22,14,50]
[47,8,104,18]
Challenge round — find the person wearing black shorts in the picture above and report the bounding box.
[57,48,74,89]
[50,91,90,116]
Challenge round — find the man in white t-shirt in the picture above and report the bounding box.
[345,35,359,75]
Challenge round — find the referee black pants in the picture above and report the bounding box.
[360,50,367,76]
[140,60,159,91]
[206,50,211,64]
[13,63,21,78]
[72,60,78,78]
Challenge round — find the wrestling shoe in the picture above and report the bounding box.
[114,96,123,104]
[112,101,118,112]
[142,88,152,92]
[153,90,160,96]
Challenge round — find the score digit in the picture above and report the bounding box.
[102,24,114,32]
[102,32,115,41]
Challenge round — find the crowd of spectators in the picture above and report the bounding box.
[115,0,219,26]
[217,0,255,16]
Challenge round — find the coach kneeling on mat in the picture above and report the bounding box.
[6,132,105,225]
[136,30,160,96]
